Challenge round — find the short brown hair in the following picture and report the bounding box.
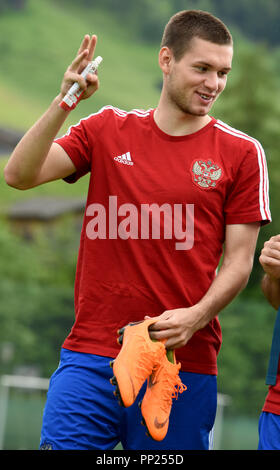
[161,10,233,61]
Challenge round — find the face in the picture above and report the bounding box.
[161,37,233,116]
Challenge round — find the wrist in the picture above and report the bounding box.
[53,93,64,105]
[185,304,210,332]
[262,275,280,310]
[265,272,280,282]
[52,93,72,114]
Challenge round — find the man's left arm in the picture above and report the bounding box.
[148,222,260,349]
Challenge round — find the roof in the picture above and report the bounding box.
[0,126,24,155]
[6,197,86,221]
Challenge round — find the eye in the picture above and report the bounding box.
[218,70,229,78]
[196,66,208,73]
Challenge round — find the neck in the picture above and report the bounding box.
[154,97,212,137]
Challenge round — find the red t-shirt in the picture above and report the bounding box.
[55,106,271,374]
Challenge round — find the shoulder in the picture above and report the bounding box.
[69,106,152,136]
[84,105,153,124]
[59,105,154,146]
[213,119,265,155]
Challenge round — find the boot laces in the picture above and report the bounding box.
[159,366,187,411]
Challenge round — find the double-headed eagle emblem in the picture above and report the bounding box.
[192,160,222,189]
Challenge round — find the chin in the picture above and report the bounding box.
[194,104,214,116]
[175,100,211,117]
[188,108,209,117]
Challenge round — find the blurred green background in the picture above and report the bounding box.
[0,0,280,450]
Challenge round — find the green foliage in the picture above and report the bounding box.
[60,0,280,46]
[218,295,275,416]
[0,0,26,12]
[211,0,280,47]
[0,218,79,376]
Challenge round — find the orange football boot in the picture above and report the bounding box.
[140,350,187,441]
[110,317,166,407]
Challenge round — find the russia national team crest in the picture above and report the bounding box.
[191,159,223,189]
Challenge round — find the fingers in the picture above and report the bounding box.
[147,307,198,349]
[260,250,280,265]
[68,49,89,73]
[64,69,87,91]
[259,235,280,279]
[77,34,97,59]
[147,310,172,328]
[82,73,99,99]
[264,234,280,249]
[149,325,188,350]
[69,35,98,73]
[259,256,280,279]
[61,34,99,101]
[148,311,181,343]
[77,34,90,55]
[87,35,98,61]
[260,235,280,264]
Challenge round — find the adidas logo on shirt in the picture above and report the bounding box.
[114,152,134,166]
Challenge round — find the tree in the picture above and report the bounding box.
[0,0,26,11]
[0,218,78,376]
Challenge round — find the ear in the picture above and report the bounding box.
[158,47,174,74]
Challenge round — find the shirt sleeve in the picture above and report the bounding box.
[55,118,91,183]
[224,140,271,226]
[55,109,106,184]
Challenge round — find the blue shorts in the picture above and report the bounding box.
[258,411,280,450]
[40,348,217,450]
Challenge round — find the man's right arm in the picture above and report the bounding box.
[4,34,99,190]
[259,234,280,310]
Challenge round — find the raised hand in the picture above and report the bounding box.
[60,34,99,102]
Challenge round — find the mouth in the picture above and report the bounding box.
[196,92,215,103]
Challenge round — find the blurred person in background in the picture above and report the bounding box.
[4,10,270,450]
[258,235,280,450]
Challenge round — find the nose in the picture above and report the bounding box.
[204,72,219,92]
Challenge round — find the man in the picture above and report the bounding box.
[4,10,271,450]
[258,235,280,450]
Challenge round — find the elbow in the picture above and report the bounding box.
[4,165,30,190]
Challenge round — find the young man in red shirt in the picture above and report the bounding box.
[4,10,270,450]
